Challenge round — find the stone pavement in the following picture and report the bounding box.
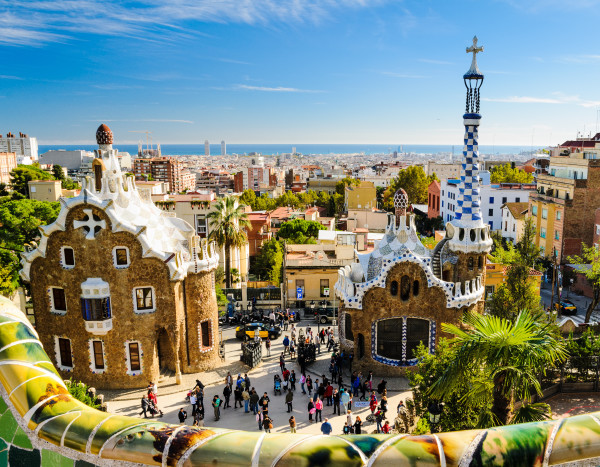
[547,393,600,419]
[105,319,412,435]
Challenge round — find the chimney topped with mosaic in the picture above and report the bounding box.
[447,37,492,254]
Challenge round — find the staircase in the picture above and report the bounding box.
[431,237,448,279]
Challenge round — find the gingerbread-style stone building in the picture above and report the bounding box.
[335,38,493,375]
[20,124,220,389]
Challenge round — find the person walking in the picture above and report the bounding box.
[306,375,313,397]
[380,395,388,419]
[376,410,384,433]
[189,391,197,417]
[314,397,323,422]
[178,408,188,424]
[225,372,233,389]
[259,392,270,414]
[352,373,361,397]
[212,395,221,421]
[140,395,149,418]
[285,390,294,413]
[265,336,271,357]
[222,384,231,409]
[242,387,250,413]
[366,371,373,392]
[320,418,333,435]
[290,370,296,391]
[353,416,362,435]
[369,392,378,414]
[324,383,333,406]
[283,335,290,355]
[300,373,306,394]
[256,410,263,430]
[307,399,315,422]
[289,415,296,433]
[279,352,285,372]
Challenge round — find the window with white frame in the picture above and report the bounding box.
[61,246,75,268]
[49,287,67,314]
[195,215,208,238]
[125,341,142,374]
[133,287,155,313]
[55,336,73,370]
[89,340,106,372]
[113,247,130,268]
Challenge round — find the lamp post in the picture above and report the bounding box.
[427,401,444,433]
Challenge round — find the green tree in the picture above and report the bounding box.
[568,244,600,323]
[208,196,251,288]
[376,185,385,209]
[239,189,257,209]
[252,238,283,284]
[335,177,360,196]
[277,219,326,244]
[10,165,53,196]
[431,310,567,427]
[515,218,542,268]
[383,166,435,208]
[52,164,79,190]
[490,164,534,184]
[486,263,543,321]
[409,339,486,433]
[0,198,60,296]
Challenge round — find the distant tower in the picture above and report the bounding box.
[446,36,492,257]
[205,140,210,156]
[221,140,226,155]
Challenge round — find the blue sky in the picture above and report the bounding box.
[2,0,600,146]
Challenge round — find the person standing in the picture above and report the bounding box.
[263,414,273,433]
[346,409,353,432]
[259,392,270,414]
[212,395,221,421]
[332,389,340,415]
[314,333,320,354]
[250,389,259,415]
[369,391,378,414]
[367,371,373,391]
[269,310,276,326]
[234,386,243,409]
[244,373,251,390]
[225,372,233,389]
[289,415,296,433]
[314,397,323,422]
[320,418,333,435]
[306,375,313,397]
[242,387,250,413]
[193,409,203,427]
[353,416,362,435]
[285,390,294,413]
[279,352,286,372]
[178,408,188,424]
[324,382,333,406]
[222,384,231,409]
[290,370,297,391]
[340,389,350,415]
[265,336,271,357]
[189,391,197,417]
[300,373,306,394]
[256,410,263,430]
[307,398,315,422]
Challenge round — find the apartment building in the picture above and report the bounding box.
[133,157,185,193]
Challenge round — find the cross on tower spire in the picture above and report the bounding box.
[466,36,483,75]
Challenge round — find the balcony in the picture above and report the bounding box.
[84,319,113,335]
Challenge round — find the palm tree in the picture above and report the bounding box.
[430,310,567,427]
[208,196,250,289]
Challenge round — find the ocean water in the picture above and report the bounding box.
[38,143,537,157]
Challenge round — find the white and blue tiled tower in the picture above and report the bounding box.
[447,37,493,254]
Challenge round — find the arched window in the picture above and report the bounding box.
[478,256,483,270]
[468,257,474,271]
[405,318,430,362]
[413,280,420,297]
[400,275,411,300]
[390,280,398,296]
[376,318,403,361]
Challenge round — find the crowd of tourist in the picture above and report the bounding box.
[141,322,402,435]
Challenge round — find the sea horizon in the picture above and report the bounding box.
[38,143,541,157]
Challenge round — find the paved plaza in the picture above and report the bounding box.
[105,317,412,435]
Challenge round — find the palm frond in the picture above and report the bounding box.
[510,402,551,424]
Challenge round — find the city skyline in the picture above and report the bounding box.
[2,1,600,146]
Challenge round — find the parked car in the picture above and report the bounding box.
[235,323,281,341]
[315,308,337,324]
[555,300,577,316]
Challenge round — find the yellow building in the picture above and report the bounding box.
[345,181,377,210]
[283,232,357,309]
[28,179,62,201]
[484,261,542,299]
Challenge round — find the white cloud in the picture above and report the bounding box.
[234,84,323,93]
[0,75,23,80]
[0,0,390,46]
[483,94,600,107]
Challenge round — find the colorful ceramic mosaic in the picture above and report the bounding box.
[1,296,600,466]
